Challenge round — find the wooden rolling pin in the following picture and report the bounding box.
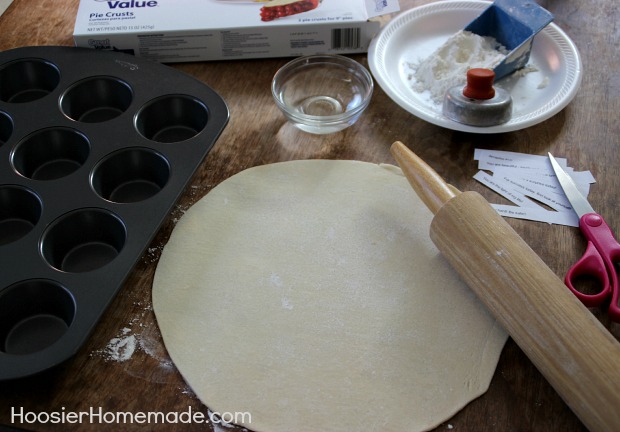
[390,141,620,432]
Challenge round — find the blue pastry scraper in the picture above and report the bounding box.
[464,0,554,80]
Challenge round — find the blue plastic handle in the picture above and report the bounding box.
[464,0,554,80]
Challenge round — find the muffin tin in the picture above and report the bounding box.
[0,46,228,380]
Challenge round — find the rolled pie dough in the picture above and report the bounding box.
[152,160,507,432]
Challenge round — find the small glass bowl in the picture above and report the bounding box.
[272,54,373,134]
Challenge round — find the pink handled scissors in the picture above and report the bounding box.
[549,153,620,322]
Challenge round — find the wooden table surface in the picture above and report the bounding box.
[0,0,618,431]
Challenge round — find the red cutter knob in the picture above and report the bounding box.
[463,68,496,100]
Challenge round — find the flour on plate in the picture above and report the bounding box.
[407,30,508,103]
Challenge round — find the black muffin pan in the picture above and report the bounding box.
[0,46,228,380]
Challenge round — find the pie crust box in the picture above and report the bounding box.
[73,0,400,63]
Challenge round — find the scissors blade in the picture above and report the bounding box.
[548,153,595,218]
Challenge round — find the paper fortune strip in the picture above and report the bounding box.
[473,149,596,226]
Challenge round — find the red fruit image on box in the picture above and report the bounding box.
[260,0,322,21]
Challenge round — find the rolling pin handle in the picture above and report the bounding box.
[390,141,459,214]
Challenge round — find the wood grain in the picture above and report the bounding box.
[0,0,618,431]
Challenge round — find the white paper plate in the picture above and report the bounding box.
[368,1,582,133]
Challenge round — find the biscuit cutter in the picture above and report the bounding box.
[465,0,554,80]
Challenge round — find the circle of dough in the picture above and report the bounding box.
[152,160,507,432]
